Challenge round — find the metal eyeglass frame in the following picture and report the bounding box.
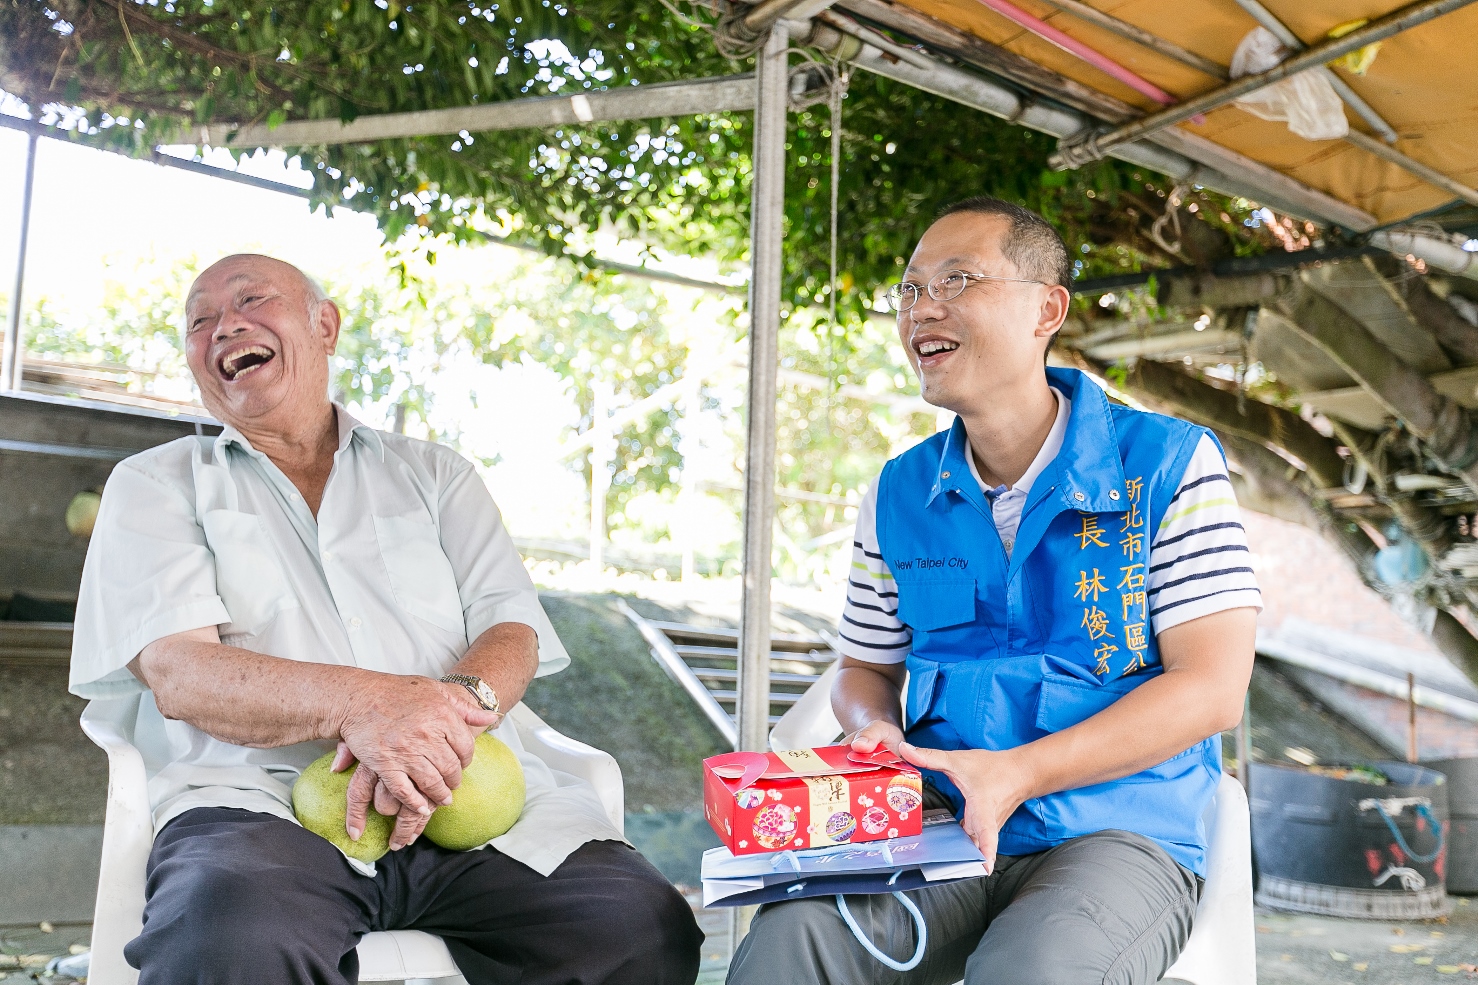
[886,269,1045,312]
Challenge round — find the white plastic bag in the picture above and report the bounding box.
[1229,27,1348,141]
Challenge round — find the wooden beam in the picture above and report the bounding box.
[1158,272,1289,310]
[1278,286,1478,498]
[1217,430,1328,530]
[1299,365,1478,430]
[737,26,788,755]
[1366,255,1478,365]
[1433,609,1478,687]
[1127,358,1347,490]
[197,75,757,148]
[1083,327,1240,360]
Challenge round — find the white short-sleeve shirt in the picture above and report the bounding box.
[70,407,621,876]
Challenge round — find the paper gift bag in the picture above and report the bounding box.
[701,811,986,907]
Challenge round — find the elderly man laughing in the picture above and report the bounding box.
[69,254,702,985]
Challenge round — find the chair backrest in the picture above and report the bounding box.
[769,660,843,751]
[79,698,153,985]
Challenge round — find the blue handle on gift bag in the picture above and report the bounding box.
[836,891,928,972]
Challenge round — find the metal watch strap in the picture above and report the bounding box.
[440,673,497,712]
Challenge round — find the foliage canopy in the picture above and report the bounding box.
[2,0,1267,322]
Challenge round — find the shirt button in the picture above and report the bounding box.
[1109,490,1121,501]
[1073,492,1086,502]
[941,471,951,479]
[322,551,334,562]
[1004,540,1014,552]
[349,617,362,629]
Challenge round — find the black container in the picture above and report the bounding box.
[1250,761,1450,919]
[1424,757,1478,894]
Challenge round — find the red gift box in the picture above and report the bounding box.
[702,745,925,856]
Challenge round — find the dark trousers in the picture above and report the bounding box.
[728,828,1201,985]
[125,807,703,985]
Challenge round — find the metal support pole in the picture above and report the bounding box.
[1039,0,1230,80]
[3,132,38,393]
[203,75,760,148]
[737,22,789,756]
[1343,129,1478,208]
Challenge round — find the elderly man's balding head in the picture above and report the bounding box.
[187,255,327,318]
[183,254,341,436]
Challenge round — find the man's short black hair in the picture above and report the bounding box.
[935,196,1073,290]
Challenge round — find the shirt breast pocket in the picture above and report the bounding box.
[201,510,299,639]
[896,574,976,632]
[373,513,466,635]
[1035,670,1196,781]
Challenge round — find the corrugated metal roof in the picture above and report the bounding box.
[892,0,1478,226]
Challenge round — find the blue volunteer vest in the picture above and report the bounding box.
[876,367,1220,876]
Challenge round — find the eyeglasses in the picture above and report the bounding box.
[886,269,1045,312]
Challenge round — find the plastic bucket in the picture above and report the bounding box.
[1424,757,1478,894]
[1250,761,1450,919]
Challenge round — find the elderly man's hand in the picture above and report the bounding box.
[332,675,499,847]
[898,742,1037,874]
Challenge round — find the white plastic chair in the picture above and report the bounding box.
[80,697,624,985]
[768,665,1256,985]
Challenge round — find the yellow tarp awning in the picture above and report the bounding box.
[894,0,1478,225]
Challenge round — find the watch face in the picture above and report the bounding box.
[474,680,499,713]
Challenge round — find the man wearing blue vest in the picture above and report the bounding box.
[728,197,1259,984]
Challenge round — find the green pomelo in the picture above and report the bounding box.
[423,733,527,851]
[65,490,102,538]
[292,752,396,863]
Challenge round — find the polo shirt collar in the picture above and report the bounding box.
[924,368,1126,514]
[925,418,977,509]
[214,403,384,463]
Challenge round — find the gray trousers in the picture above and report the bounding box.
[727,828,1200,985]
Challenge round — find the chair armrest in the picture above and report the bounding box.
[507,704,625,835]
[80,698,152,985]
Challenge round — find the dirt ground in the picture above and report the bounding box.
[1254,900,1478,984]
[10,900,1478,983]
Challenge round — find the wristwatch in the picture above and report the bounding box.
[440,674,500,716]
